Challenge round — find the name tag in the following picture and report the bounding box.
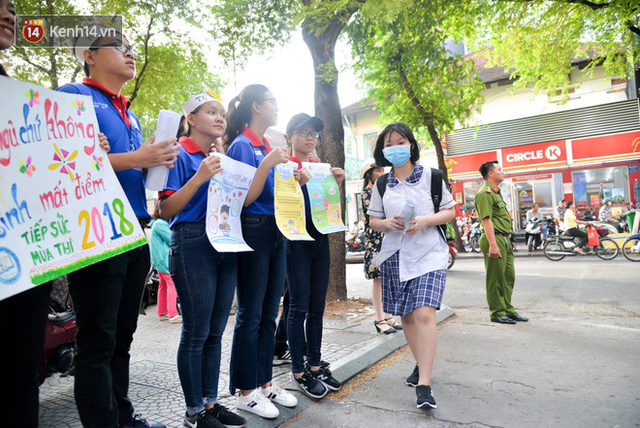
[254,149,263,156]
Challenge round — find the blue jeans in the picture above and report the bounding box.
[170,222,237,414]
[285,225,330,374]
[230,214,286,393]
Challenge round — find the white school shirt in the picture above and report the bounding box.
[367,165,456,282]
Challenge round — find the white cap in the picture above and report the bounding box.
[73,21,123,64]
[182,89,224,116]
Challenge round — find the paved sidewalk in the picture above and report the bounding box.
[38,299,453,428]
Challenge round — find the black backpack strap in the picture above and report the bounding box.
[430,168,442,213]
[430,168,447,242]
[376,173,389,200]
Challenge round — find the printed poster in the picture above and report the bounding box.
[0,77,146,301]
[274,162,313,241]
[206,154,256,252]
[302,162,348,234]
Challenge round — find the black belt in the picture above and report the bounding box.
[495,232,512,237]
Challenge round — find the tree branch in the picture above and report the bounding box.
[129,12,155,103]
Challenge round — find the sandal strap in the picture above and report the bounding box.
[374,320,389,326]
[384,317,397,325]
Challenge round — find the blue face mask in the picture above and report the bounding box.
[383,145,411,167]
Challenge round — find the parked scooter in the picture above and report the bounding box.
[468,220,481,253]
[345,231,365,252]
[39,276,76,385]
[525,218,543,252]
[447,240,458,269]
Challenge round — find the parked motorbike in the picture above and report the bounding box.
[525,218,543,252]
[345,232,365,252]
[543,228,619,261]
[40,276,76,385]
[621,232,640,262]
[448,240,457,269]
[468,221,481,253]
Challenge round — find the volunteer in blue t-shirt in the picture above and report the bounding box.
[225,84,298,419]
[158,91,246,428]
[284,113,345,399]
[57,27,178,428]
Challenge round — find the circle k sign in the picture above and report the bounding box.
[502,141,567,169]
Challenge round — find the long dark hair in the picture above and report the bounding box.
[224,84,270,146]
[373,122,421,168]
[362,168,376,189]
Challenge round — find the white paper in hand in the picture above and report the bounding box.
[146,110,182,191]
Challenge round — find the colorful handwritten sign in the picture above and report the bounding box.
[274,162,313,241]
[206,154,255,252]
[0,77,147,301]
[301,162,348,234]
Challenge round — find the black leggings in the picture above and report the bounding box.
[567,227,588,248]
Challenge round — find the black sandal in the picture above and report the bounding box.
[374,320,397,335]
[385,317,403,331]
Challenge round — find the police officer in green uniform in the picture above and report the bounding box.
[475,161,529,325]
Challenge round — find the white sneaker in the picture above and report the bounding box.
[237,388,279,419]
[262,382,298,408]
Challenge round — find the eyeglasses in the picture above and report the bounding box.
[91,43,140,60]
[295,130,319,139]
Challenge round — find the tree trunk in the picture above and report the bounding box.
[301,19,348,301]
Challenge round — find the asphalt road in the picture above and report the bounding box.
[287,257,640,428]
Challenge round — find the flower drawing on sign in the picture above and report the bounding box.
[71,100,86,116]
[19,157,36,177]
[91,154,104,171]
[49,143,78,181]
[24,89,40,107]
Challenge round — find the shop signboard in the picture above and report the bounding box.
[572,130,640,164]
[501,140,567,171]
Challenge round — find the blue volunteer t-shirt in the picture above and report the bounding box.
[56,80,149,219]
[226,128,275,216]
[159,137,209,228]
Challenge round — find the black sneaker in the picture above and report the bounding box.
[273,350,292,366]
[182,410,224,428]
[304,360,331,371]
[406,364,419,387]
[292,371,328,399]
[207,404,246,428]
[121,414,166,428]
[309,366,342,391]
[416,385,437,409]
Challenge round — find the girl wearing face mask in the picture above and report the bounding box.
[159,92,246,428]
[224,85,297,419]
[367,123,456,411]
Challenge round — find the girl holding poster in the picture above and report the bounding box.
[284,113,344,399]
[367,123,456,410]
[158,92,246,428]
[225,84,297,419]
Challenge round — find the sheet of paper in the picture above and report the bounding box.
[0,77,146,301]
[274,162,313,241]
[301,162,348,234]
[206,154,256,252]
[146,109,181,191]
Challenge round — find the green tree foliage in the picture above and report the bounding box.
[458,0,640,96]
[5,0,222,136]
[347,0,486,179]
[6,0,83,88]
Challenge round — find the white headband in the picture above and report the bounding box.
[182,90,224,116]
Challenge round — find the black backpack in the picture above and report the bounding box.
[376,168,448,241]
